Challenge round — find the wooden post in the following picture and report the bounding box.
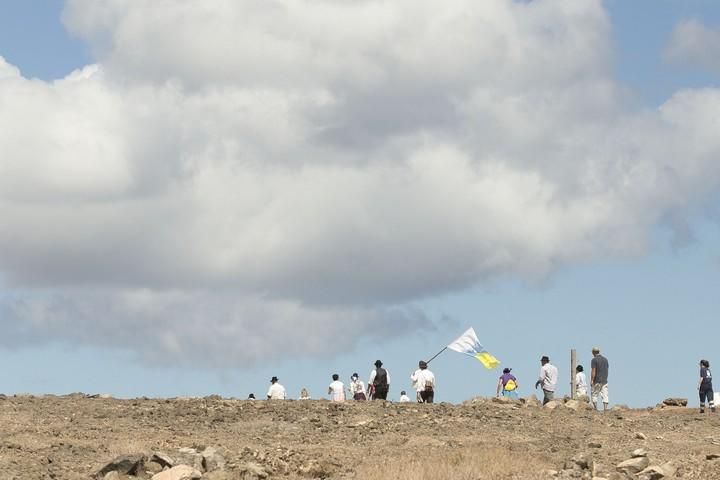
[570,349,577,399]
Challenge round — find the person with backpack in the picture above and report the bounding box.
[368,360,390,400]
[698,359,715,413]
[410,360,436,403]
[496,367,519,399]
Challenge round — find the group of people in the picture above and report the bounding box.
[258,359,436,403]
[496,347,611,411]
[257,347,714,413]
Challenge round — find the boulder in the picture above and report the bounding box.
[103,473,120,480]
[237,462,268,479]
[544,400,562,410]
[201,447,226,472]
[151,465,202,480]
[95,454,145,478]
[174,448,204,471]
[638,462,676,480]
[634,432,647,440]
[151,452,175,468]
[616,456,650,474]
[631,448,648,458]
[661,398,687,407]
[523,394,541,407]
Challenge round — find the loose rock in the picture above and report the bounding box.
[616,456,650,474]
[151,465,202,480]
[95,454,145,478]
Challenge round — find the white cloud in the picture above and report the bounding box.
[665,20,720,74]
[1,0,720,366]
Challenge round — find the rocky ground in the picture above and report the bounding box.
[0,393,719,479]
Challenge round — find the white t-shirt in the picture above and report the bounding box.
[575,372,588,396]
[267,383,287,399]
[538,363,558,392]
[328,380,345,401]
[399,394,411,403]
[410,369,435,392]
[349,379,366,396]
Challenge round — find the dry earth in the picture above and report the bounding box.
[1,394,719,479]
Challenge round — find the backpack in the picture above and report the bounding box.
[374,367,388,387]
[504,379,517,391]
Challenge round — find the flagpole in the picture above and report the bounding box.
[425,347,447,365]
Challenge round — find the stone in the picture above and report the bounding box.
[103,473,120,480]
[707,453,720,460]
[201,446,226,472]
[544,400,562,410]
[145,461,164,474]
[565,400,581,411]
[237,462,268,479]
[492,396,512,404]
[523,394,541,407]
[95,454,145,478]
[151,452,175,468]
[151,465,202,480]
[571,453,594,471]
[638,462,676,480]
[634,432,647,440]
[616,456,650,474]
[174,448,204,472]
[588,442,602,449]
[631,448,648,457]
[662,398,688,407]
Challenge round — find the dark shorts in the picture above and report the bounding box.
[700,388,714,404]
[543,389,555,405]
[420,389,434,404]
[353,392,367,401]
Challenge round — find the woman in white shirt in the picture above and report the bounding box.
[349,373,367,400]
[328,373,346,402]
[575,365,588,399]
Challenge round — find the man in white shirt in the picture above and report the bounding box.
[368,360,391,400]
[410,360,436,403]
[399,391,411,402]
[534,356,558,405]
[266,376,287,400]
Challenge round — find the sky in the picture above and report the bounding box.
[0,0,719,407]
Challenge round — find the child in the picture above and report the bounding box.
[699,359,715,413]
[575,365,588,400]
[328,374,346,402]
[497,367,519,399]
[399,391,411,402]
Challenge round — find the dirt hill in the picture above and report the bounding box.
[0,394,719,479]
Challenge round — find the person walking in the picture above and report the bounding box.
[328,373,346,402]
[349,373,367,400]
[368,360,390,400]
[535,356,558,405]
[698,359,715,413]
[266,376,287,400]
[496,367,519,399]
[410,360,436,403]
[591,347,610,411]
[575,365,588,400]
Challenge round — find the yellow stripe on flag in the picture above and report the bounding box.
[474,351,500,369]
